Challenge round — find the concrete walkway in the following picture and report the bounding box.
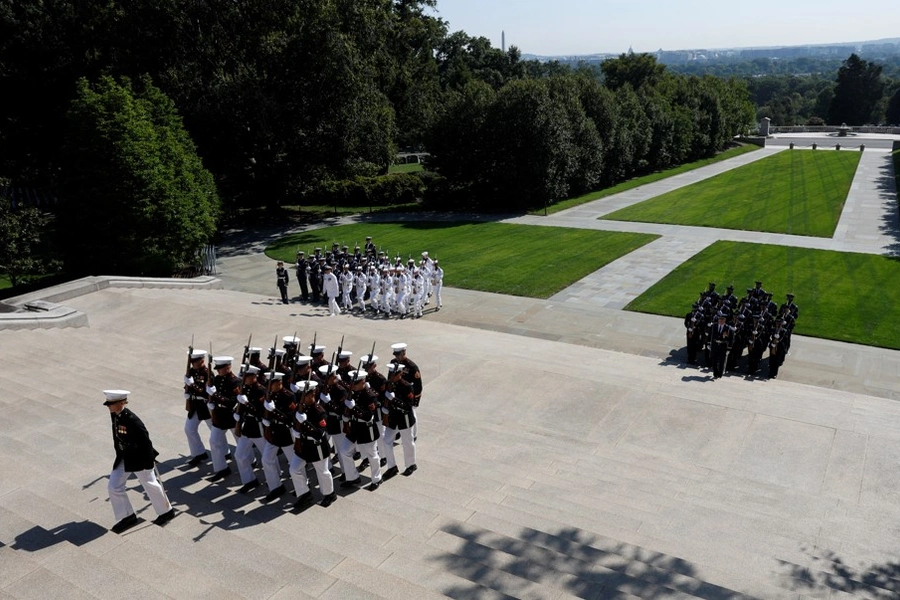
[499,144,898,310]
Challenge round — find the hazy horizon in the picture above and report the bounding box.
[429,0,899,56]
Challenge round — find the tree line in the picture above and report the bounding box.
[0,1,757,279]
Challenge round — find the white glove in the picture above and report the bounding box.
[236,394,248,405]
[263,400,275,412]
[384,391,395,401]
[381,407,389,414]
[233,412,241,422]
[295,412,307,424]
[319,393,330,403]
[206,385,216,395]
[184,376,194,385]
[183,393,191,400]
[290,383,300,393]
[344,399,355,409]
[290,428,299,440]
[262,418,271,427]
[206,402,216,411]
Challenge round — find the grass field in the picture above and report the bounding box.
[388,163,424,174]
[626,240,900,349]
[603,149,861,237]
[0,275,10,291]
[267,222,658,298]
[533,144,761,215]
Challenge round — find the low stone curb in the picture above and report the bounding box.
[0,275,223,330]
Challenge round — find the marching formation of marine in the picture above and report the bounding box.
[684,280,799,380]
[288,236,443,318]
[183,334,423,510]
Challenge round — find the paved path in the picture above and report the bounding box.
[502,144,898,309]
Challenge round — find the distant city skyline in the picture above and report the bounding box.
[429,0,899,56]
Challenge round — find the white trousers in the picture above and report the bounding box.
[384,427,416,471]
[235,434,266,484]
[327,295,341,316]
[108,463,171,521]
[289,455,334,497]
[184,413,211,458]
[209,427,235,472]
[340,438,382,484]
[261,441,292,491]
[375,421,389,463]
[434,282,442,306]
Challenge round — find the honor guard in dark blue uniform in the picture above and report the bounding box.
[708,312,731,379]
[295,251,310,302]
[104,390,175,533]
[276,261,290,304]
[183,349,212,466]
[207,356,241,481]
[234,365,266,494]
[338,370,383,490]
[382,363,418,479]
[260,372,296,502]
[289,380,337,509]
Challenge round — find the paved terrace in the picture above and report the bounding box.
[3,284,900,599]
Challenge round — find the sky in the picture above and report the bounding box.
[427,0,900,56]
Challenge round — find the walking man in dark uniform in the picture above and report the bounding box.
[104,390,175,533]
[295,252,310,302]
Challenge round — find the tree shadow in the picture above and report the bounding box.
[874,157,900,258]
[432,522,749,599]
[777,547,900,599]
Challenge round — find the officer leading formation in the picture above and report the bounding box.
[175,335,422,515]
[684,280,798,380]
[291,237,443,318]
[104,390,176,533]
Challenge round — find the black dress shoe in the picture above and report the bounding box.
[262,484,286,503]
[209,467,232,482]
[367,481,380,491]
[111,513,139,534]
[320,492,337,507]
[187,452,209,467]
[380,457,387,467]
[382,466,399,480]
[294,491,313,509]
[340,478,361,488]
[153,509,176,526]
[358,458,369,470]
[238,480,261,494]
[352,451,361,461]
[402,464,417,476]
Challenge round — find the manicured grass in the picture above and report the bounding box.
[626,240,900,349]
[0,275,10,291]
[388,162,424,174]
[533,144,761,215]
[267,222,658,298]
[603,149,861,237]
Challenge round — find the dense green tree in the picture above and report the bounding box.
[59,75,219,276]
[828,54,884,125]
[0,196,49,287]
[601,53,668,91]
[887,87,900,125]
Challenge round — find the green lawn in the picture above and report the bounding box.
[267,222,658,298]
[533,144,761,215]
[603,149,861,237]
[627,240,900,349]
[0,275,10,291]
[388,162,424,174]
